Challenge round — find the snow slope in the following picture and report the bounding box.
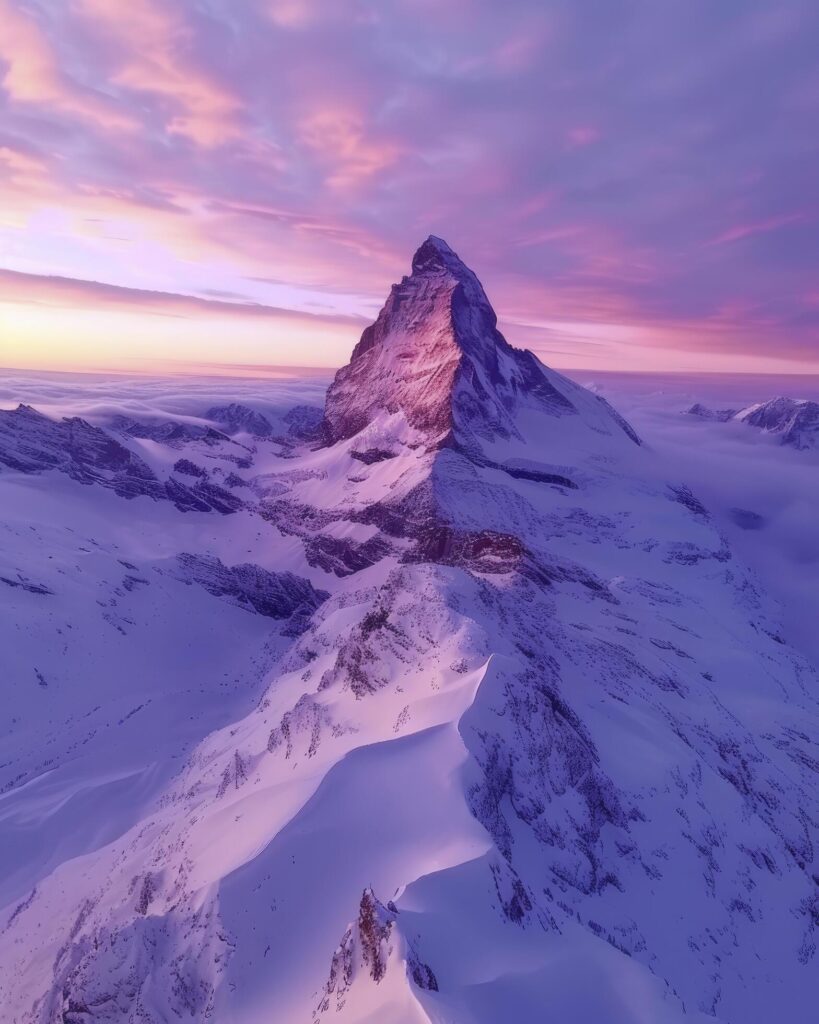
[0,240,817,1024]
[688,396,819,451]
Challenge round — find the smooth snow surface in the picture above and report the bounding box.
[1,244,817,1024]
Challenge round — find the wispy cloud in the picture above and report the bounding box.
[1,0,818,371]
[706,213,809,247]
[0,268,366,325]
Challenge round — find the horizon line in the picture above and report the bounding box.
[2,361,819,382]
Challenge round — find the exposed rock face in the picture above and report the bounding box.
[729,507,766,530]
[323,238,468,443]
[303,533,393,577]
[173,458,206,478]
[109,414,235,448]
[207,403,273,437]
[736,397,819,450]
[2,237,818,1024]
[282,404,324,440]
[404,526,527,574]
[52,900,226,1024]
[317,889,438,1016]
[0,405,243,514]
[0,404,150,479]
[688,397,819,450]
[323,236,640,455]
[350,447,396,465]
[687,402,737,422]
[174,552,327,624]
[170,478,244,514]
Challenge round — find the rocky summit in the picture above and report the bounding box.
[688,395,819,450]
[324,236,640,459]
[0,240,817,1024]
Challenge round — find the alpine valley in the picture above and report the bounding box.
[1,239,817,1024]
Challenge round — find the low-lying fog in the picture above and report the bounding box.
[3,365,817,666]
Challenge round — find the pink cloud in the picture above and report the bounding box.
[706,212,807,246]
[0,0,818,373]
[0,0,135,130]
[0,267,365,327]
[566,126,601,149]
[74,0,243,146]
[0,144,49,182]
[264,0,323,29]
[297,106,403,190]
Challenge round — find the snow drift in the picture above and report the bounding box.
[0,239,817,1024]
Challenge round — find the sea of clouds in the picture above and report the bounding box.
[2,364,817,668]
[0,367,332,428]
[584,371,819,668]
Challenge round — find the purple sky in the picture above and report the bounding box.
[2,0,818,372]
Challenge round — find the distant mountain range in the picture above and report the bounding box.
[688,396,819,450]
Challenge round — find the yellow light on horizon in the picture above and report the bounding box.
[0,299,356,374]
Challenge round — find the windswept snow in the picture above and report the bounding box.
[0,243,817,1024]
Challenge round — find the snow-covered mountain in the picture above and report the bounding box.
[1,239,817,1024]
[324,236,640,461]
[734,397,819,450]
[207,402,276,438]
[688,396,819,450]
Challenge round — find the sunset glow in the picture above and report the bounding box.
[1,0,818,373]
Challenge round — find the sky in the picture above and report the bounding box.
[1,0,818,375]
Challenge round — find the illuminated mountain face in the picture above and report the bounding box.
[0,242,817,1024]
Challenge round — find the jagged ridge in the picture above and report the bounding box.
[688,396,819,450]
[323,236,640,460]
[1,238,817,1024]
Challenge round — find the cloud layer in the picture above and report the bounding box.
[585,369,819,666]
[2,0,818,371]
[3,364,818,672]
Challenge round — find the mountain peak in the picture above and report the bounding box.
[322,236,639,457]
[689,395,819,450]
[408,235,499,333]
[322,235,501,443]
[736,395,819,450]
[411,234,462,274]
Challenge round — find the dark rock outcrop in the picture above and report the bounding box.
[303,533,393,577]
[0,405,242,514]
[317,889,438,1016]
[207,403,273,437]
[687,403,737,422]
[736,397,819,450]
[688,397,819,450]
[174,552,328,624]
[283,404,324,440]
[173,458,206,478]
[109,414,236,447]
[0,405,146,478]
[350,448,396,465]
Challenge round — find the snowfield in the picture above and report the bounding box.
[0,240,817,1024]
